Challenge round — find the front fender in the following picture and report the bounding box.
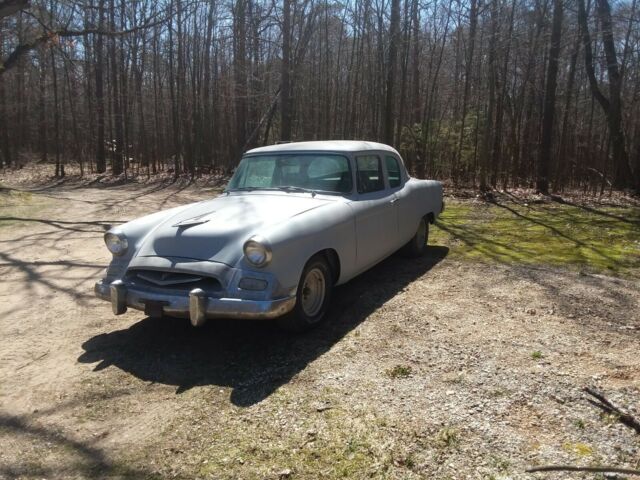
[239,202,356,292]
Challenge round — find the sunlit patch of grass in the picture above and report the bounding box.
[385,365,413,379]
[600,412,621,425]
[0,186,42,228]
[192,405,401,479]
[434,426,459,449]
[489,454,511,472]
[431,199,640,277]
[563,441,594,457]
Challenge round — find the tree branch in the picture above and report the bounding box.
[0,0,29,20]
[584,387,640,435]
[0,16,169,75]
[526,465,640,475]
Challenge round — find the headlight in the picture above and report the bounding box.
[104,231,128,256]
[243,236,272,267]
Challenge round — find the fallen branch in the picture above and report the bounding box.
[586,167,613,187]
[526,389,640,476]
[584,387,640,435]
[526,465,640,475]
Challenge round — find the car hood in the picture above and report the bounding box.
[134,193,333,264]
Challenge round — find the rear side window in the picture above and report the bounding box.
[356,155,385,193]
[385,156,402,188]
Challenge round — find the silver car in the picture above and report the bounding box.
[95,141,444,331]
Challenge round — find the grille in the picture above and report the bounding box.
[126,269,222,293]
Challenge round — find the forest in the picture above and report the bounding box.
[0,0,639,194]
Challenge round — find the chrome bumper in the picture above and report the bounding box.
[94,280,296,326]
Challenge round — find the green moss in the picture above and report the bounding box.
[562,441,594,457]
[432,200,640,277]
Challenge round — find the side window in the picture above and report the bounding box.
[307,155,353,193]
[385,156,402,188]
[356,155,385,194]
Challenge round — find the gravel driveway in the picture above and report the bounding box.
[0,182,638,479]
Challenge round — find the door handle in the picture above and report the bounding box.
[390,197,398,204]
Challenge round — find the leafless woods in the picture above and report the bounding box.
[0,0,638,193]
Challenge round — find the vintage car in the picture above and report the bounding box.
[95,141,444,330]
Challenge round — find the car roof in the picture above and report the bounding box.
[245,140,401,156]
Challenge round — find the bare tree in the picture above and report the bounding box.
[280,0,292,142]
[537,0,563,194]
[0,0,637,192]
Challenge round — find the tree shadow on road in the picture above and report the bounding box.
[78,246,448,406]
[0,412,164,479]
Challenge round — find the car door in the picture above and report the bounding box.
[384,154,415,244]
[351,153,399,270]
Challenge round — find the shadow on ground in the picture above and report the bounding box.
[0,413,163,479]
[78,246,448,406]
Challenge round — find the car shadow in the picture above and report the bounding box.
[78,246,449,406]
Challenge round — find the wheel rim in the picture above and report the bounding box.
[416,219,427,247]
[301,267,326,317]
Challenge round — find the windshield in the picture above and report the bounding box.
[226,154,353,194]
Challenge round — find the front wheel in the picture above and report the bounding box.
[277,255,333,332]
[401,217,429,257]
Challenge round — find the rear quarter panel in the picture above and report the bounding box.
[398,178,444,243]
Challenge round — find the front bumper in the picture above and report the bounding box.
[94,280,296,326]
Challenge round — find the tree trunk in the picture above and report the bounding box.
[537,0,563,194]
[280,0,292,141]
[481,0,498,192]
[578,0,636,191]
[95,0,106,173]
[109,0,123,175]
[454,0,478,183]
[384,0,400,145]
[595,0,635,190]
[234,0,248,154]
[0,27,11,168]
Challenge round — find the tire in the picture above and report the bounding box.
[277,255,333,332]
[401,217,429,257]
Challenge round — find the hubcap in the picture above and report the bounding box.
[416,220,427,247]
[301,267,326,317]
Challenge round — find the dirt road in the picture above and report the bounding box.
[1,182,638,479]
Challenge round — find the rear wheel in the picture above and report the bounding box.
[277,255,333,332]
[401,217,429,257]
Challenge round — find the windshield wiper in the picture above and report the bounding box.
[225,186,318,196]
[276,186,316,195]
[224,186,266,192]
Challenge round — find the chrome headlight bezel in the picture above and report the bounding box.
[243,236,272,268]
[104,231,128,256]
